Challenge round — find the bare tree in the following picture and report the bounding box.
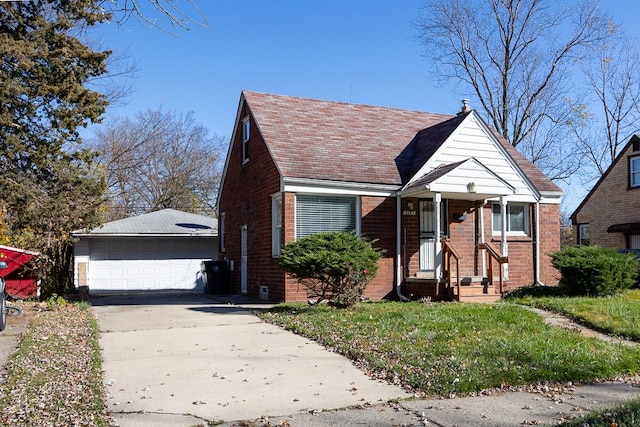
[102,0,208,31]
[416,0,612,180]
[92,109,224,220]
[569,33,640,182]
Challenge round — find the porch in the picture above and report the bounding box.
[402,240,508,303]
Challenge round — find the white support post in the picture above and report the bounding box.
[500,196,509,281]
[434,193,442,281]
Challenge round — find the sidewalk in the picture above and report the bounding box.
[93,293,640,427]
[216,378,640,426]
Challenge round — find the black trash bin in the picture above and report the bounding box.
[201,260,227,295]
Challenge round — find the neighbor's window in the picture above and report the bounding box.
[242,117,250,163]
[492,203,530,235]
[295,194,358,239]
[630,156,640,187]
[578,223,590,246]
[629,234,640,249]
[272,194,283,257]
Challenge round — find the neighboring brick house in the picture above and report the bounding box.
[217,91,562,303]
[571,134,640,249]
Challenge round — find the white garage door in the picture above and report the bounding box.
[88,237,217,292]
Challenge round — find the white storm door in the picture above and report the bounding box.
[240,225,248,294]
[419,199,436,273]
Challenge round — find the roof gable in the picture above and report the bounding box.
[407,112,561,201]
[75,209,217,236]
[571,134,640,222]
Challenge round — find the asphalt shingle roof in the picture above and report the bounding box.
[76,209,217,236]
[242,91,561,194]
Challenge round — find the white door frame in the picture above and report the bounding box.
[419,194,443,279]
[240,225,248,294]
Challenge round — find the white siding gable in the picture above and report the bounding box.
[427,158,515,196]
[410,112,537,202]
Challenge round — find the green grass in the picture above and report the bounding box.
[557,396,640,426]
[260,301,640,397]
[505,288,640,341]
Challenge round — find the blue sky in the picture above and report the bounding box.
[91,1,640,212]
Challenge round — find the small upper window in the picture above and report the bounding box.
[242,118,250,162]
[630,156,640,187]
[578,223,589,246]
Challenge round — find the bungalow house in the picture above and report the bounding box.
[571,134,640,249]
[217,91,562,303]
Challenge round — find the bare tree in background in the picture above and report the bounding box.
[102,0,208,31]
[416,0,612,180]
[569,34,640,183]
[93,109,224,220]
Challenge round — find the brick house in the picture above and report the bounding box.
[571,134,640,249]
[217,91,562,303]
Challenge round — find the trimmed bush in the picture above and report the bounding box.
[278,231,383,307]
[550,246,639,297]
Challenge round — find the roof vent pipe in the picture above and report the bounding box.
[458,99,470,115]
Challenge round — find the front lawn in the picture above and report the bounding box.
[260,301,640,397]
[505,288,640,341]
[557,396,640,426]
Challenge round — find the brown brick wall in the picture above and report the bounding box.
[539,203,561,285]
[574,142,640,248]
[218,109,285,300]
[361,196,396,300]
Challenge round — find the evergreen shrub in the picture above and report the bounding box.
[278,231,383,307]
[550,246,639,296]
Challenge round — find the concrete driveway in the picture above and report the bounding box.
[92,292,410,426]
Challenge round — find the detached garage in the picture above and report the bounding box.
[73,209,218,293]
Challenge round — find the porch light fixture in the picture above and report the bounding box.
[453,213,467,222]
[467,182,477,193]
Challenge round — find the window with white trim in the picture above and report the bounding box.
[492,202,530,235]
[242,117,250,163]
[578,223,590,246]
[295,194,358,239]
[220,212,226,252]
[272,194,282,256]
[630,156,640,187]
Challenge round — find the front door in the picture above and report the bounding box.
[240,225,247,294]
[419,200,436,274]
[419,198,447,276]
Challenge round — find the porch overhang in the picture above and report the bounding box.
[398,158,516,201]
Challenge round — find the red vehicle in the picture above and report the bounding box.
[0,245,39,299]
[0,260,6,331]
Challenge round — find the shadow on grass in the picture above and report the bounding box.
[502,284,566,299]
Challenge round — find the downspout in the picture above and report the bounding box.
[396,195,409,301]
[534,201,545,286]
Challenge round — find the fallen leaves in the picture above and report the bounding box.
[0,304,111,426]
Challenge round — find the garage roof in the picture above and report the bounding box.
[73,209,217,237]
